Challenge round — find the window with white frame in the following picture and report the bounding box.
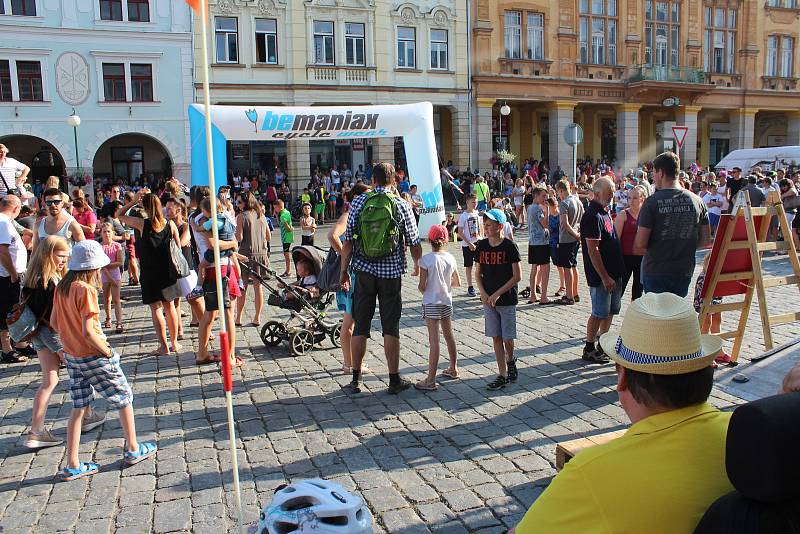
[767,35,795,77]
[0,59,44,101]
[100,60,156,102]
[16,60,42,100]
[102,63,126,101]
[704,7,736,74]
[99,0,121,20]
[579,0,617,65]
[98,0,148,22]
[255,18,278,64]
[0,61,11,101]
[215,17,238,63]
[397,26,416,68]
[645,1,679,67]
[1,0,37,16]
[766,0,798,7]
[127,0,148,22]
[313,21,335,65]
[781,37,794,77]
[430,29,448,70]
[345,22,365,66]
[504,11,522,59]
[130,63,152,101]
[527,13,544,60]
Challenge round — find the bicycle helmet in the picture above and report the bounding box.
[254,479,373,534]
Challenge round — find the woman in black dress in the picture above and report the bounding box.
[116,192,182,355]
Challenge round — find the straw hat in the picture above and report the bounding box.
[599,293,722,375]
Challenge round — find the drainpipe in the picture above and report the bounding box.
[466,0,474,170]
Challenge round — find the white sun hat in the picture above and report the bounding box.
[68,240,110,271]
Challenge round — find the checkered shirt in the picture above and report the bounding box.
[344,186,420,279]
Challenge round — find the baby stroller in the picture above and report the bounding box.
[241,246,342,356]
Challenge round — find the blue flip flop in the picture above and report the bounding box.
[62,461,99,481]
[124,441,157,465]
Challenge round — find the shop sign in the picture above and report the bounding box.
[662,96,681,107]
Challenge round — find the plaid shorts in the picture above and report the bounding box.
[64,351,133,410]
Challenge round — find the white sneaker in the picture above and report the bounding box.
[25,428,62,449]
[82,407,106,433]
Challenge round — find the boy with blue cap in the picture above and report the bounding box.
[475,209,521,390]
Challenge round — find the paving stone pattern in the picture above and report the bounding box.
[0,229,797,533]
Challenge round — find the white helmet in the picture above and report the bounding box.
[254,479,373,534]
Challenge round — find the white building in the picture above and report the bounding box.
[0,0,194,187]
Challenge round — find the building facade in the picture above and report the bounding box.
[196,0,470,182]
[0,0,193,187]
[471,0,800,174]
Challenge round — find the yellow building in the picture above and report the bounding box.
[471,0,800,173]
[195,0,471,181]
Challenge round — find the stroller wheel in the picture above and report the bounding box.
[261,321,286,347]
[330,322,342,348]
[291,330,315,356]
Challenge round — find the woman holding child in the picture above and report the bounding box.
[116,192,182,356]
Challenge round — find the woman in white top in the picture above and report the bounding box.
[512,179,526,228]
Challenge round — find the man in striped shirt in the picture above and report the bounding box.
[0,144,29,197]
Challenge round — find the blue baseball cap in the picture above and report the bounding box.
[483,208,507,225]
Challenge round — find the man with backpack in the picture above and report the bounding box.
[339,162,422,395]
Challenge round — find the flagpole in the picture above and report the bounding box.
[197,0,244,531]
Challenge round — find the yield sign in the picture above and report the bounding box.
[672,126,689,149]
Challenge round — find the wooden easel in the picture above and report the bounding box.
[699,190,800,362]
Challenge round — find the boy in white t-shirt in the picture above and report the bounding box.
[457,194,483,297]
[704,183,725,234]
[415,225,460,391]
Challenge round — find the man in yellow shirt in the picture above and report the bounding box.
[512,292,734,534]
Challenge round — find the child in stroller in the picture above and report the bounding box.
[273,254,319,311]
[247,245,342,356]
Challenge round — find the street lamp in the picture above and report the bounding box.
[67,108,81,173]
[498,102,511,152]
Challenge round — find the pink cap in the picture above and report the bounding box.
[428,224,449,242]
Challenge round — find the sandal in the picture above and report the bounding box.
[556,295,575,305]
[554,287,565,297]
[538,299,555,306]
[440,368,460,379]
[116,323,124,333]
[714,352,733,365]
[196,355,221,365]
[62,461,99,481]
[103,320,112,329]
[124,441,157,465]
[414,379,438,391]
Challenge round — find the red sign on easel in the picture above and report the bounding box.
[672,126,689,149]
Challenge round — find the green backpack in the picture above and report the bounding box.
[354,191,400,260]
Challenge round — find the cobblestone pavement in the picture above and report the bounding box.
[0,229,798,534]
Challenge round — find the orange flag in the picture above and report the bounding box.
[184,0,203,12]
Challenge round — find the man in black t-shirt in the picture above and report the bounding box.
[580,177,625,364]
[725,167,745,211]
[634,152,710,298]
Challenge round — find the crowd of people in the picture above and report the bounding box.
[3,136,800,532]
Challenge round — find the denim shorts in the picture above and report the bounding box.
[64,351,133,410]
[483,304,517,340]
[335,272,356,315]
[30,324,63,353]
[589,279,625,320]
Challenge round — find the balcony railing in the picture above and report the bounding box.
[627,66,707,84]
[306,65,375,85]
